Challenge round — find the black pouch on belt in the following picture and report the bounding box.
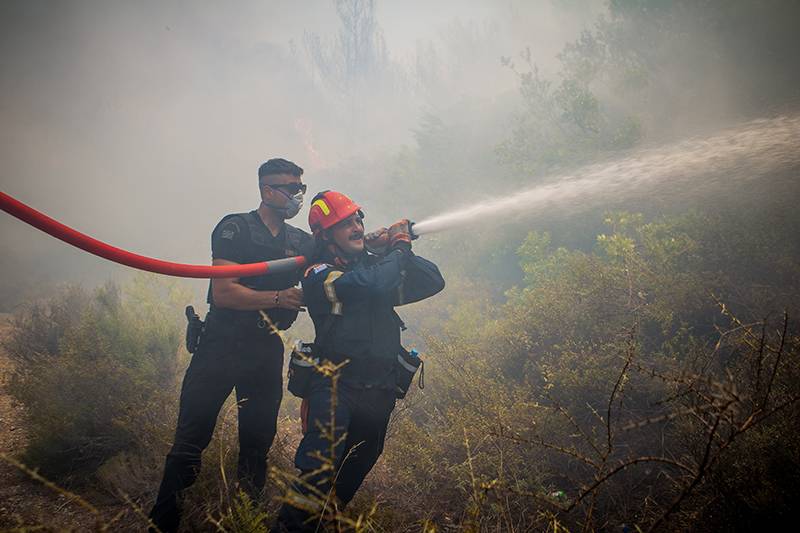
[395,347,423,399]
[185,305,205,354]
[287,341,319,399]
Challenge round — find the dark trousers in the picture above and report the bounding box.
[149,328,284,533]
[275,379,396,532]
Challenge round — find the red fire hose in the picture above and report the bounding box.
[0,190,308,278]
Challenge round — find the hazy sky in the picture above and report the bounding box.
[0,0,601,306]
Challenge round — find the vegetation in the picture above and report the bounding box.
[4,276,188,482]
[2,0,799,531]
[4,209,798,531]
[374,211,800,532]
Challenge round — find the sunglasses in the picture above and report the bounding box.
[264,182,307,195]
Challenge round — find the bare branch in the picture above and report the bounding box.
[646,403,730,532]
[762,311,789,409]
[565,456,695,512]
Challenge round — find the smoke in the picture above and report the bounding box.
[1,0,798,309]
[0,0,598,308]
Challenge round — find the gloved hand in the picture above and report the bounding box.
[388,219,412,251]
[364,227,389,255]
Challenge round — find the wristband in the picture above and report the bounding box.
[274,290,280,306]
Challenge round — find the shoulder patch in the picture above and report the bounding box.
[304,263,332,278]
[219,220,240,240]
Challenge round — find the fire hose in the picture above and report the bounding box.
[0,190,307,278]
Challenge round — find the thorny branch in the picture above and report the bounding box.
[484,307,796,531]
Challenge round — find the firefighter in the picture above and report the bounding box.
[149,158,314,532]
[275,190,445,531]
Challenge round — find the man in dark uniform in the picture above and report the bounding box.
[149,158,314,533]
[275,190,445,532]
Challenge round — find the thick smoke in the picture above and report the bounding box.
[1,0,798,309]
[0,0,600,308]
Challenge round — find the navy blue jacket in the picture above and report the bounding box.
[302,246,445,387]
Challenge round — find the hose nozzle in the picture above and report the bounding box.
[409,221,419,240]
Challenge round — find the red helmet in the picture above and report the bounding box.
[308,190,362,234]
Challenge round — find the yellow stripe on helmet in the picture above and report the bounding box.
[312,199,331,216]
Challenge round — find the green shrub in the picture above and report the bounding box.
[372,211,800,532]
[5,275,189,482]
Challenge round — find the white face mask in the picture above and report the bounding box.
[265,188,304,220]
[281,191,304,219]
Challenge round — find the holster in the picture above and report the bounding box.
[185,305,205,354]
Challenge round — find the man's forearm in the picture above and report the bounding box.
[212,282,280,311]
[332,248,408,301]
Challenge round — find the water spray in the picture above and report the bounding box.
[412,115,800,236]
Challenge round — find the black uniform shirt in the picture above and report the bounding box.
[207,211,313,330]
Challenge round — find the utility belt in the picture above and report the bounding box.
[184,306,282,354]
[210,307,297,332]
[287,342,424,400]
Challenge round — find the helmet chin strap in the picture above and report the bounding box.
[325,236,363,267]
[327,242,351,267]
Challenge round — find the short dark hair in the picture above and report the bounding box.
[258,158,303,181]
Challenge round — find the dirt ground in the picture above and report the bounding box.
[0,315,139,531]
